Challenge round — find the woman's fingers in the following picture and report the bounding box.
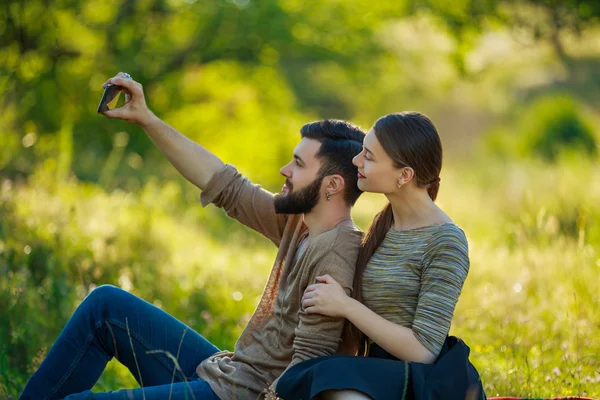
[302,297,317,309]
[303,305,319,314]
[301,293,315,304]
[302,291,316,300]
[315,274,336,284]
[304,284,319,293]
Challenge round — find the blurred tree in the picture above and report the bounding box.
[0,0,403,184]
[408,0,600,75]
[406,0,498,74]
[1,0,599,184]
[520,94,597,161]
[502,0,600,77]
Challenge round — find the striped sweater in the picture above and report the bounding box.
[362,223,470,357]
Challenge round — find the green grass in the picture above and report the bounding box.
[1,155,599,398]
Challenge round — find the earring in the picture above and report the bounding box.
[326,192,331,201]
[397,183,402,189]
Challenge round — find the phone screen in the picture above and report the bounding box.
[97,85,123,113]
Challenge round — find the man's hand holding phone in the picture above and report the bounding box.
[98,72,156,128]
[98,71,226,191]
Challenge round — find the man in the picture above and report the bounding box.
[20,72,365,400]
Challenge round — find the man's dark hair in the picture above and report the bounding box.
[300,120,366,206]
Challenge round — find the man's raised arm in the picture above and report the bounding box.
[101,72,289,245]
[101,72,223,191]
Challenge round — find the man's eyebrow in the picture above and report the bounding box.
[294,154,305,165]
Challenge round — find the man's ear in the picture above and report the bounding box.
[325,174,345,196]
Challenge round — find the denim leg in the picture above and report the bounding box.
[61,378,219,400]
[20,285,220,400]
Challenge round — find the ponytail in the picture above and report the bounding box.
[342,203,393,355]
[427,179,440,201]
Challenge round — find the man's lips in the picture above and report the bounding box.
[357,172,366,179]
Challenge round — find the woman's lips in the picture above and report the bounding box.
[357,172,366,179]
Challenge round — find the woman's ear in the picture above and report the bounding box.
[325,175,345,196]
[398,167,415,186]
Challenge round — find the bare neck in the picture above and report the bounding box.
[303,200,354,238]
[387,188,437,231]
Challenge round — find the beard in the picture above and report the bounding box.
[273,175,324,215]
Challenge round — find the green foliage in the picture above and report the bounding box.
[0,0,402,186]
[2,0,600,397]
[441,157,600,398]
[520,95,597,161]
[408,0,600,73]
[483,94,598,162]
[2,156,600,397]
[0,163,274,395]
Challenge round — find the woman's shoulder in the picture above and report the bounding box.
[422,224,470,267]
[428,222,467,244]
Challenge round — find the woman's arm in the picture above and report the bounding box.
[343,296,436,364]
[302,275,435,364]
[303,229,470,365]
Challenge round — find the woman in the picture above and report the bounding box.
[275,112,485,400]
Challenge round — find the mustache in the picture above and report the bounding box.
[285,180,293,190]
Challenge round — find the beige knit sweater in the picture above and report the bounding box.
[196,165,362,399]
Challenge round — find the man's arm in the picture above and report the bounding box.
[270,252,354,391]
[140,116,224,191]
[101,73,224,191]
[101,73,288,244]
[293,254,354,358]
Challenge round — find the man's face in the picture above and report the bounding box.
[274,138,324,214]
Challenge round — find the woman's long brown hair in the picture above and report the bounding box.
[342,112,443,355]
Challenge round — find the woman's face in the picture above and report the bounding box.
[352,129,403,194]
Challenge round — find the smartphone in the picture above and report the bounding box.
[97,84,123,113]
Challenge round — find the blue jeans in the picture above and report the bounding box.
[20,285,221,400]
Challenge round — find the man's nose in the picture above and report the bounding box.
[280,162,291,177]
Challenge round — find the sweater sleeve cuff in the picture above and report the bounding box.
[199,164,239,208]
